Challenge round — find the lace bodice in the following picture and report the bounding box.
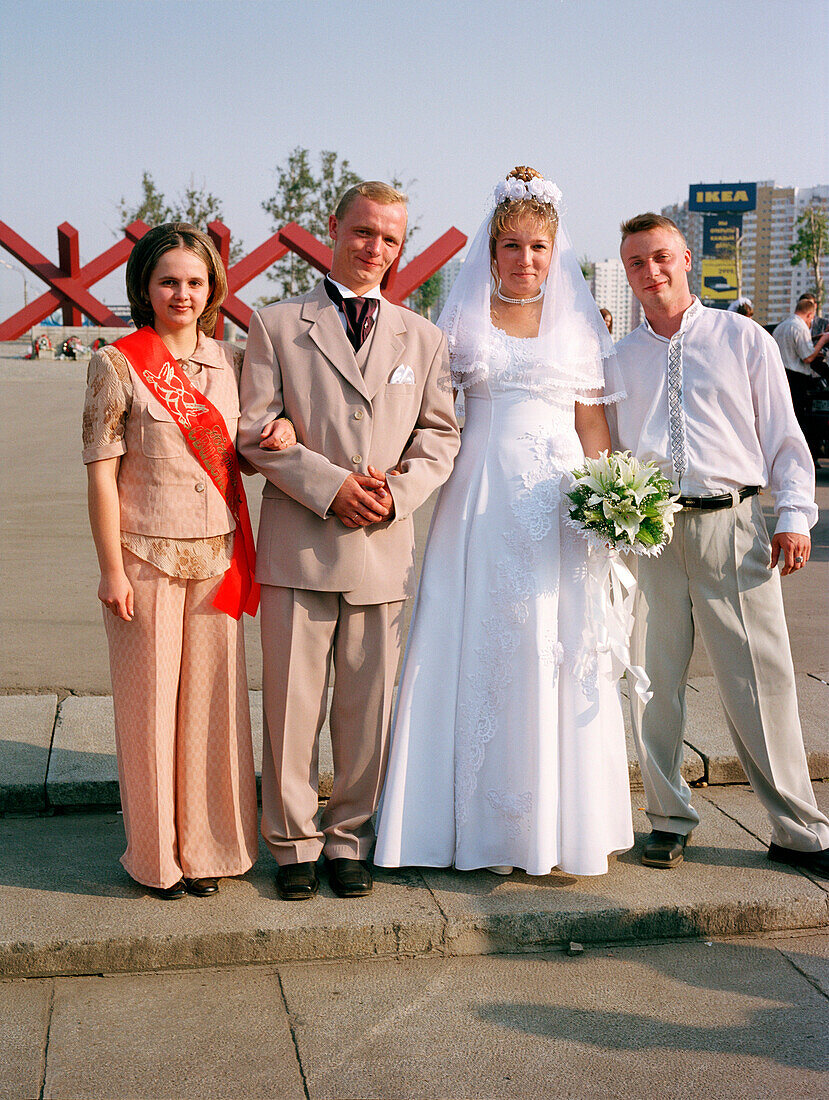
[479,326,552,395]
[456,322,619,406]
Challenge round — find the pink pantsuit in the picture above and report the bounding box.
[83,336,258,889]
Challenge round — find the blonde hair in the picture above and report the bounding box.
[489,166,559,263]
[620,212,688,249]
[334,181,408,220]
[126,223,228,337]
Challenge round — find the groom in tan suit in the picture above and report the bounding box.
[239,182,460,900]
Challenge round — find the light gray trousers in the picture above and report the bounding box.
[630,494,828,852]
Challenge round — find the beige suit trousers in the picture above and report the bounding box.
[630,495,829,851]
[260,585,405,864]
[105,551,259,888]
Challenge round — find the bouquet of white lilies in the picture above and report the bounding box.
[565,451,681,556]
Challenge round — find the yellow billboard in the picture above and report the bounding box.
[701,257,738,301]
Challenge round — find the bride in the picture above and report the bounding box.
[374,166,634,877]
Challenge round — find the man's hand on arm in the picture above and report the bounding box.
[770,531,811,575]
[259,418,297,451]
[331,473,391,528]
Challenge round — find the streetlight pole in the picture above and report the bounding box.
[0,258,30,342]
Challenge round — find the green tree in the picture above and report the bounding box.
[118,171,170,227]
[409,272,442,320]
[790,204,828,314]
[118,172,243,261]
[261,148,362,300]
[580,256,595,282]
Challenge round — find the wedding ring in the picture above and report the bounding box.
[794,556,804,563]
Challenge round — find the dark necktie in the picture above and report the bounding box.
[324,278,379,353]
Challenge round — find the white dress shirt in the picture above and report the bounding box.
[325,276,383,335]
[607,299,817,536]
[773,313,818,378]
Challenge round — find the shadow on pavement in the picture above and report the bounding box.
[477,938,829,1072]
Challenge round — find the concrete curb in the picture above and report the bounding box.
[2,789,827,980]
[7,895,828,982]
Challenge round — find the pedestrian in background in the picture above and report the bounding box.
[774,293,829,409]
[727,297,754,319]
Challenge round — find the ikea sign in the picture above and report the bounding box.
[688,183,757,212]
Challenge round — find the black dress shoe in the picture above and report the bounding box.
[326,857,373,898]
[641,830,691,868]
[768,843,829,880]
[276,861,319,901]
[184,877,219,897]
[148,878,187,900]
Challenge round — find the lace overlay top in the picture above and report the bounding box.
[454,321,624,407]
[82,339,243,580]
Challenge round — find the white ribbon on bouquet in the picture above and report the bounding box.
[585,549,652,705]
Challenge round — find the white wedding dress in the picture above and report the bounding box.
[374,323,634,876]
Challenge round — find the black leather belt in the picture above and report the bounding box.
[678,486,760,511]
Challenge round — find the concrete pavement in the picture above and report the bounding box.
[3,934,828,1099]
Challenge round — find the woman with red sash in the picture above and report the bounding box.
[83,223,289,899]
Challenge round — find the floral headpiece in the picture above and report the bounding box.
[492,175,562,211]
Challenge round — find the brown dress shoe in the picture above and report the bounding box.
[184,877,219,897]
[641,830,691,868]
[276,861,319,900]
[148,879,187,900]
[326,857,373,898]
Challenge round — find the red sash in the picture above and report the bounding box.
[114,326,259,619]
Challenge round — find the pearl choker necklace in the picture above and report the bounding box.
[496,284,544,305]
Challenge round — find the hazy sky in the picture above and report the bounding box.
[1,0,827,315]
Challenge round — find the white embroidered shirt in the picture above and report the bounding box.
[606,300,817,536]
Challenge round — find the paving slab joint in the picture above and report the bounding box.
[683,739,709,787]
[697,786,766,846]
[277,970,311,1100]
[42,698,63,814]
[37,977,55,1100]
[777,930,829,1000]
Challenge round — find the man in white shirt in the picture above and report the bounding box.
[608,212,829,878]
[774,293,829,406]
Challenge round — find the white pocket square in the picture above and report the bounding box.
[389,365,415,384]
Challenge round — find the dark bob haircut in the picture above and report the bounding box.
[125,223,228,336]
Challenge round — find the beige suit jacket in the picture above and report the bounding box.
[238,281,460,604]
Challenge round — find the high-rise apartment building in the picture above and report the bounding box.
[661,182,829,326]
[745,184,829,323]
[590,258,640,340]
[405,256,462,320]
[433,256,463,318]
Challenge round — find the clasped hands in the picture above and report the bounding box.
[331,466,397,528]
[258,418,396,528]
